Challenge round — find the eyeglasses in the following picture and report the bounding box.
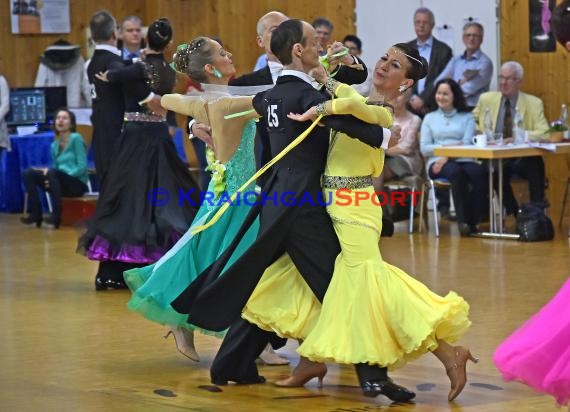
[498,75,519,82]
[463,33,482,38]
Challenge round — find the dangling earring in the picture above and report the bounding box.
[212,67,222,79]
[399,85,408,93]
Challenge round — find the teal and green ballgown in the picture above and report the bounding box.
[124,120,258,336]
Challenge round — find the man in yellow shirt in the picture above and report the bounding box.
[472,61,550,214]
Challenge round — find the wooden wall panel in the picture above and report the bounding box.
[144,0,357,77]
[0,1,144,87]
[0,0,356,88]
[500,0,570,122]
[500,0,570,222]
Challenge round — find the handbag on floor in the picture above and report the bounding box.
[516,203,554,242]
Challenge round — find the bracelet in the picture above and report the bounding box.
[315,102,329,117]
[188,120,196,140]
[324,77,338,95]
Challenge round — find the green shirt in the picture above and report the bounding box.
[50,132,88,184]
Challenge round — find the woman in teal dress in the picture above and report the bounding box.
[123,37,267,362]
[20,108,88,228]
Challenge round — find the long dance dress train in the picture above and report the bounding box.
[242,83,471,369]
[77,54,200,263]
[494,277,570,406]
[124,119,259,335]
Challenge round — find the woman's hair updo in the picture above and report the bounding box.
[147,18,172,51]
[171,36,215,83]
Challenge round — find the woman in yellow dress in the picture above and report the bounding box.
[242,43,476,402]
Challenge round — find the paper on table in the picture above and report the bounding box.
[16,126,38,136]
[463,69,480,80]
[529,142,557,152]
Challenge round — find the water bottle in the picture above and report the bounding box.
[483,107,493,139]
[513,107,525,144]
[561,104,569,139]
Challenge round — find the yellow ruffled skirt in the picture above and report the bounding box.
[243,187,471,369]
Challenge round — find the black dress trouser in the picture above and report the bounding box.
[22,168,86,221]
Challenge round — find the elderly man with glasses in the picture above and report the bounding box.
[472,61,550,215]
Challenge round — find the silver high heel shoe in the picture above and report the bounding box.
[258,344,289,365]
[164,327,200,362]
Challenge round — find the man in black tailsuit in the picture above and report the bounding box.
[86,10,160,291]
[230,11,370,186]
[172,19,415,402]
[86,10,129,290]
[87,10,125,187]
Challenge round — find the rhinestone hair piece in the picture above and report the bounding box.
[391,47,424,67]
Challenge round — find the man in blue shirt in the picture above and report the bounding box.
[436,22,493,109]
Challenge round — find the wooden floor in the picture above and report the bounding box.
[1,214,569,412]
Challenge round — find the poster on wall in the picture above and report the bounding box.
[10,0,71,34]
[529,0,557,52]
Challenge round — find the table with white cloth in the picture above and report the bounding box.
[434,143,570,239]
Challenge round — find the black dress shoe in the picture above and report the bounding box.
[94,275,128,291]
[20,215,42,228]
[362,378,416,402]
[211,375,266,386]
[440,208,457,221]
[458,223,478,237]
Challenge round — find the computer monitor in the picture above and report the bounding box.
[42,86,67,124]
[6,88,46,126]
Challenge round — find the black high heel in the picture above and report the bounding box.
[20,215,42,228]
[43,215,60,229]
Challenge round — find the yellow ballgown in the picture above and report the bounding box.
[243,84,471,369]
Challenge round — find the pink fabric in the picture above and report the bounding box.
[541,1,552,35]
[494,277,570,406]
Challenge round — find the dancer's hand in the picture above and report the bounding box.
[287,107,318,122]
[95,71,109,82]
[388,125,401,149]
[327,42,352,69]
[431,157,448,175]
[192,121,215,149]
[310,65,328,84]
[147,95,167,117]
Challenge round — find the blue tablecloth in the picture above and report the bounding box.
[0,132,54,213]
[0,129,187,213]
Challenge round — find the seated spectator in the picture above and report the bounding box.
[472,61,550,214]
[373,89,423,190]
[343,34,372,96]
[20,108,88,228]
[435,22,493,109]
[421,79,487,236]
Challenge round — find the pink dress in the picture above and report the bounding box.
[494,278,570,406]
